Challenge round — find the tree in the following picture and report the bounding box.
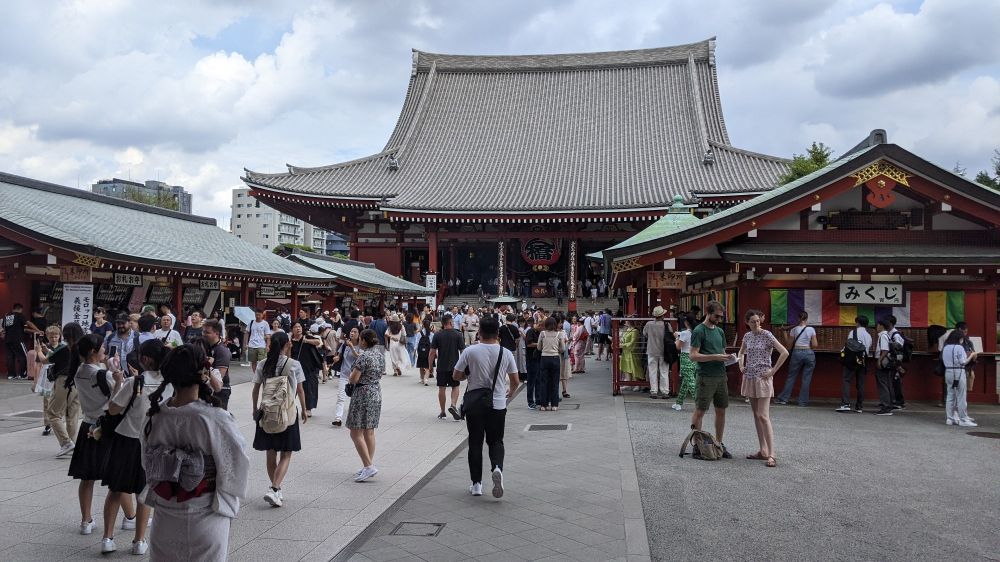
[973,149,1000,191]
[779,142,834,185]
[272,243,315,256]
[122,187,180,211]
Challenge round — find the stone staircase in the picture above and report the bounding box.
[439,293,620,313]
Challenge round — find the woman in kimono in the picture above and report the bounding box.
[619,318,645,389]
[141,344,249,561]
[570,316,588,374]
[386,313,410,376]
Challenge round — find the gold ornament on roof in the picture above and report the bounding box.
[851,160,910,187]
[72,253,102,268]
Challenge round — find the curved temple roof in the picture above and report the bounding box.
[243,39,788,214]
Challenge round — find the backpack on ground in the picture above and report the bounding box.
[840,328,867,368]
[258,360,297,434]
[679,427,724,461]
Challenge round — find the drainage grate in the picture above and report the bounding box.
[966,432,1000,439]
[526,424,571,431]
[390,522,445,537]
[558,403,580,410]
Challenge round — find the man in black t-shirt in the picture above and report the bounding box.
[429,313,466,420]
[3,303,28,379]
[203,320,231,409]
[523,320,541,409]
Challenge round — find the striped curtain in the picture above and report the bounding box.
[769,289,964,327]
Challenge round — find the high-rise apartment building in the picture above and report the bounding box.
[230,187,328,253]
[92,178,193,214]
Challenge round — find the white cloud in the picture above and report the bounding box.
[0,0,996,228]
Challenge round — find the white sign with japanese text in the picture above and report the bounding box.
[62,284,94,331]
[838,283,904,306]
[199,279,220,290]
[114,273,143,287]
[425,274,437,309]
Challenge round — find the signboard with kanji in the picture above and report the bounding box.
[114,273,143,287]
[837,283,904,306]
[60,266,92,283]
[199,279,220,290]
[647,270,686,290]
[61,284,93,331]
[425,274,437,309]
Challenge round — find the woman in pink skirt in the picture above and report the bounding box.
[737,310,788,467]
[569,316,588,374]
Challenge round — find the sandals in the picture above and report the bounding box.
[562,392,570,398]
[746,452,766,460]
[765,457,777,468]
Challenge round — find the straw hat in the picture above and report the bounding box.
[389,313,401,322]
[652,306,666,317]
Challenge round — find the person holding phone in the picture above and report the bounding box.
[941,330,978,427]
[331,327,360,427]
[689,301,737,459]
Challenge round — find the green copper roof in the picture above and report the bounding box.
[287,251,434,295]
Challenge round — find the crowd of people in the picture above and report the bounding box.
[1,292,986,558]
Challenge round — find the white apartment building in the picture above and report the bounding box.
[230,187,327,252]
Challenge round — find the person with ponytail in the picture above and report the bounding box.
[251,331,307,508]
[68,333,124,536]
[141,344,248,561]
[98,339,172,555]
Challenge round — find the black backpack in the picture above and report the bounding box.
[662,322,679,364]
[123,333,142,374]
[840,328,867,368]
[417,329,431,354]
[883,330,912,369]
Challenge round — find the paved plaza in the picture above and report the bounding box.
[0,360,996,561]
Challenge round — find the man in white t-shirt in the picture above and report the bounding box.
[453,318,519,499]
[463,310,480,346]
[247,309,272,373]
[153,315,183,348]
[837,316,873,413]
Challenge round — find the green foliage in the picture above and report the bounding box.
[272,243,315,255]
[122,188,180,210]
[779,142,834,185]
[973,149,1000,191]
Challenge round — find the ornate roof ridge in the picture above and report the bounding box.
[412,38,716,73]
[708,140,791,164]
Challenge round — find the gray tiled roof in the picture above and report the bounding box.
[718,243,1000,265]
[0,172,334,282]
[243,39,788,213]
[287,251,434,296]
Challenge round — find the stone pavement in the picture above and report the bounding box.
[0,360,474,561]
[626,391,1000,561]
[339,360,650,562]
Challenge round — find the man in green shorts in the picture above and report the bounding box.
[690,300,736,458]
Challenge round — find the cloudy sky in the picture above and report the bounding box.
[1,0,997,226]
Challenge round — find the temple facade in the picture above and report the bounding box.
[242,39,788,309]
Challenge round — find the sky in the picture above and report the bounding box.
[1,0,997,227]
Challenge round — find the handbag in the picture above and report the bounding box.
[460,347,504,418]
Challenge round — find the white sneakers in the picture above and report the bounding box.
[469,482,483,496]
[80,519,95,535]
[671,403,683,411]
[56,442,75,458]
[355,466,379,482]
[264,488,283,507]
[121,516,136,530]
[491,468,504,499]
[101,538,116,553]
[131,540,148,555]
[958,419,978,427]
[946,417,959,425]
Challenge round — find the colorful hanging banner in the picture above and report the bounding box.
[769,289,964,328]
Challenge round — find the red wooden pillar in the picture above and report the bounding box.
[427,229,439,274]
[290,284,299,315]
[173,275,183,317]
[240,281,250,308]
[626,286,636,316]
[348,230,358,260]
[449,244,456,284]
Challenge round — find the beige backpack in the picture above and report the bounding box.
[259,360,297,434]
[679,428,724,461]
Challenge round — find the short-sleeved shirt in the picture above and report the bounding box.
[691,323,726,378]
[183,326,203,343]
[75,363,116,424]
[464,314,480,332]
[248,320,271,348]
[353,349,385,385]
[846,327,873,355]
[642,321,666,358]
[3,311,25,342]
[89,320,112,340]
[498,324,519,352]
[524,328,540,360]
[253,356,305,388]
[431,328,465,373]
[372,319,388,346]
[677,330,692,354]
[153,329,183,348]
[454,343,518,410]
[209,340,231,402]
[112,371,172,439]
[789,325,816,349]
[742,330,779,378]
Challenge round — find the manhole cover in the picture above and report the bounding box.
[526,424,571,431]
[390,522,444,537]
[559,403,580,410]
[5,410,44,419]
[966,432,1000,439]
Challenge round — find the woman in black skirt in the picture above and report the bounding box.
[416,317,434,385]
[68,334,124,537]
[251,331,308,508]
[98,339,171,555]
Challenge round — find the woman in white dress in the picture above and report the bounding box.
[141,344,249,562]
[386,313,410,376]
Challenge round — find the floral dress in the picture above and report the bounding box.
[346,349,384,429]
[741,329,779,398]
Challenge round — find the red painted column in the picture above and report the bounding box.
[348,230,358,260]
[173,275,183,317]
[290,284,299,315]
[240,281,250,308]
[626,286,636,316]
[427,229,438,274]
